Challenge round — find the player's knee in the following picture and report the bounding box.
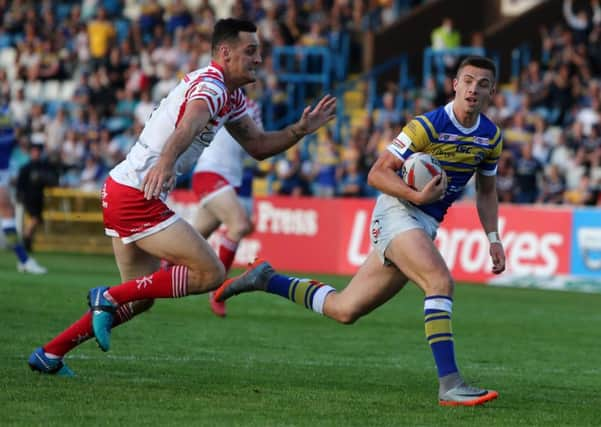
[426,274,455,296]
[227,219,253,240]
[187,262,226,293]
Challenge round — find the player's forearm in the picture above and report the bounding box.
[160,125,199,165]
[476,190,500,234]
[249,124,305,160]
[367,166,418,202]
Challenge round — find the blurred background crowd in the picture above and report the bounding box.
[1,0,600,206]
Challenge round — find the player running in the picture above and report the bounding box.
[0,103,47,274]
[28,18,336,375]
[192,96,263,317]
[215,56,506,406]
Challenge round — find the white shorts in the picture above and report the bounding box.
[370,194,440,263]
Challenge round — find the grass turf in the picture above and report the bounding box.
[1,251,600,426]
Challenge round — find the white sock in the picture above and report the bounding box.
[312,285,336,314]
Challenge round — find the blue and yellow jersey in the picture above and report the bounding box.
[387,102,503,221]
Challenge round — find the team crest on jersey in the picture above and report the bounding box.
[439,133,459,141]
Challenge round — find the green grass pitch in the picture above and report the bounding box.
[1,251,600,426]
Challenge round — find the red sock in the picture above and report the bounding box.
[219,236,239,272]
[43,304,135,357]
[107,266,188,305]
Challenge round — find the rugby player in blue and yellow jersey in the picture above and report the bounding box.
[0,103,47,274]
[215,56,506,407]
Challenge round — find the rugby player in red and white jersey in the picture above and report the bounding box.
[192,96,262,317]
[28,18,336,375]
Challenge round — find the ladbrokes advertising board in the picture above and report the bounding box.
[438,203,571,282]
[168,192,582,285]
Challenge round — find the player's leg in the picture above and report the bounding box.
[88,219,226,350]
[86,177,227,350]
[22,202,42,252]
[195,202,228,317]
[0,184,46,274]
[214,252,407,321]
[385,228,498,406]
[194,184,252,270]
[322,252,407,323]
[93,220,225,306]
[199,188,253,317]
[202,187,253,268]
[194,201,228,316]
[29,240,157,374]
[194,202,221,238]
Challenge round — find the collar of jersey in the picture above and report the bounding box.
[444,101,480,134]
[209,60,226,77]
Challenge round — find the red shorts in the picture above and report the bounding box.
[192,172,234,205]
[102,176,179,244]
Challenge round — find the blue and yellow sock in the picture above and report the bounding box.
[266,274,335,314]
[2,218,28,263]
[424,295,458,378]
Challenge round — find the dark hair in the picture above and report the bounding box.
[211,18,257,53]
[456,56,497,81]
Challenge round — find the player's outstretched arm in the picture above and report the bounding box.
[226,94,336,160]
[142,100,211,199]
[475,173,506,274]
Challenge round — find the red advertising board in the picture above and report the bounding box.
[168,191,572,283]
[438,203,572,283]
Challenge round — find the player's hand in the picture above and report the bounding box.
[142,159,176,200]
[415,173,447,205]
[490,242,505,274]
[294,94,337,136]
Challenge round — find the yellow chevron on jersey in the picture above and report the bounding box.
[386,103,503,221]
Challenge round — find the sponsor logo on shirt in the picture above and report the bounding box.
[439,133,460,141]
[198,84,218,97]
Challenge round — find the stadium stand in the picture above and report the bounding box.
[0,0,599,209]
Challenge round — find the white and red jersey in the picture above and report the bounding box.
[193,98,262,187]
[110,61,248,193]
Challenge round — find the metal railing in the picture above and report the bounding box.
[263,33,350,131]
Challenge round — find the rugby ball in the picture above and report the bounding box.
[401,153,444,191]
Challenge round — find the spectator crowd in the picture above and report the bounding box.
[0,0,600,206]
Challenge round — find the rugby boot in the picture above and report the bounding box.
[214,259,274,302]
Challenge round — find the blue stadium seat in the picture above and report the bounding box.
[55,3,72,21]
[102,0,123,17]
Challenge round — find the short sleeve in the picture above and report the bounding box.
[187,78,228,117]
[387,118,431,161]
[478,126,503,176]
